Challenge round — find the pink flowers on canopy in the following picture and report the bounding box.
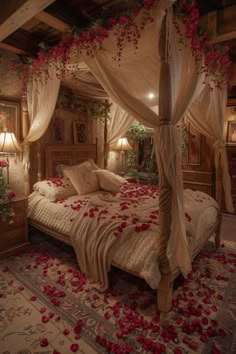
[174,0,232,88]
[12,0,231,93]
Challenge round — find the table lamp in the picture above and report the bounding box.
[112,137,132,175]
[0,131,23,185]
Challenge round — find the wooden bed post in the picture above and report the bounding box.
[215,150,223,248]
[215,160,223,209]
[37,140,42,181]
[157,13,173,328]
[21,93,30,195]
[104,117,108,169]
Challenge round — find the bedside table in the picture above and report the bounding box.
[0,196,29,257]
[124,175,137,183]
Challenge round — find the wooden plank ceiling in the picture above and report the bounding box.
[0,0,236,90]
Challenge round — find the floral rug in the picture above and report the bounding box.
[0,232,236,354]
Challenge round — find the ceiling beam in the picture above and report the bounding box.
[35,11,70,32]
[1,28,40,56]
[0,42,28,56]
[0,0,56,41]
[207,11,217,39]
[213,31,236,44]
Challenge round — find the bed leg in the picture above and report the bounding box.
[215,212,222,249]
[157,271,173,328]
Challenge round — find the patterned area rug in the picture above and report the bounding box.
[0,232,236,354]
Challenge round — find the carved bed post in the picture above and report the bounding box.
[215,160,223,209]
[157,13,173,328]
[21,93,30,195]
[104,117,108,169]
[37,140,42,181]
[215,162,222,248]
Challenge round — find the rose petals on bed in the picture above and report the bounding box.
[70,343,79,352]
[40,338,49,347]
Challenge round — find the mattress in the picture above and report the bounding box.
[28,187,219,289]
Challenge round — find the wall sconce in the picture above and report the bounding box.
[112,137,132,175]
[0,131,23,185]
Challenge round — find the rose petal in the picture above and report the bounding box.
[70,344,79,352]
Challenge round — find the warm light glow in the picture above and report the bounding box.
[112,137,132,151]
[0,132,23,154]
[148,92,155,100]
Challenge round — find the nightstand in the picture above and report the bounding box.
[0,196,28,257]
[124,175,137,183]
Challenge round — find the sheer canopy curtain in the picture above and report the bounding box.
[156,7,207,274]
[78,1,208,275]
[187,86,234,213]
[22,66,60,192]
[25,66,60,143]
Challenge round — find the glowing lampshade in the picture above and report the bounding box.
[112,137,132,175]
[0,132,22,185]
[112,137,132,151]
[0,132,22,153]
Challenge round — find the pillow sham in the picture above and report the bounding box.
[33,177,77,200]
[57,160,99,177]
[63,163,100,195]
[94,169,126,193]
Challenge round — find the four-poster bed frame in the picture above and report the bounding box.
[22,13,223,327]
[27,143,222,328]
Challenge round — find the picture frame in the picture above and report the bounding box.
[0,99,20,138]
[73,120,88,144]
[227,121,236,144]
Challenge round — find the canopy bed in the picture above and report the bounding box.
[19,0,234,326]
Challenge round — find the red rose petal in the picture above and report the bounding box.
[70,344,79,352]
[40,338,49,347]
[42,316,49,323]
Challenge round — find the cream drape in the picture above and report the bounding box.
[107,103,135,145]
[25,66,60,143]
[187,86,234,213]
[79,3,207,274]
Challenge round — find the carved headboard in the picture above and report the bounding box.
[46,144,97,177]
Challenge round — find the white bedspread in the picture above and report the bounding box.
[28,184,219,289]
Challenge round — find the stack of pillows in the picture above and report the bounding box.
[33,159,127,200]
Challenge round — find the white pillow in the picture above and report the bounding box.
[33,177,77,200]
[59,160,99,177]
[64,163,99,195]
[94,169,126,193]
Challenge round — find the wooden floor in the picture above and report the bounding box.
[221,212,236,242]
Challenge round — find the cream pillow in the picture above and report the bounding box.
[64,163,99,195]
[94,169,126,193]
[60,161,91,177]
[33,177,77,200]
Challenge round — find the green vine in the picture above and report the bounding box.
[87,100,112,123]
[126,122,145,171]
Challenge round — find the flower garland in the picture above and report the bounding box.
[0,160,15,224]
[11,0,232,91]
[174,0,232,89]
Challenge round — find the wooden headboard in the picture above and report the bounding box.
[46,144,97,177]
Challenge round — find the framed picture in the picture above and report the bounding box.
[73,120,88,144]
[0,99,20,137]
[227,121,236,144]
